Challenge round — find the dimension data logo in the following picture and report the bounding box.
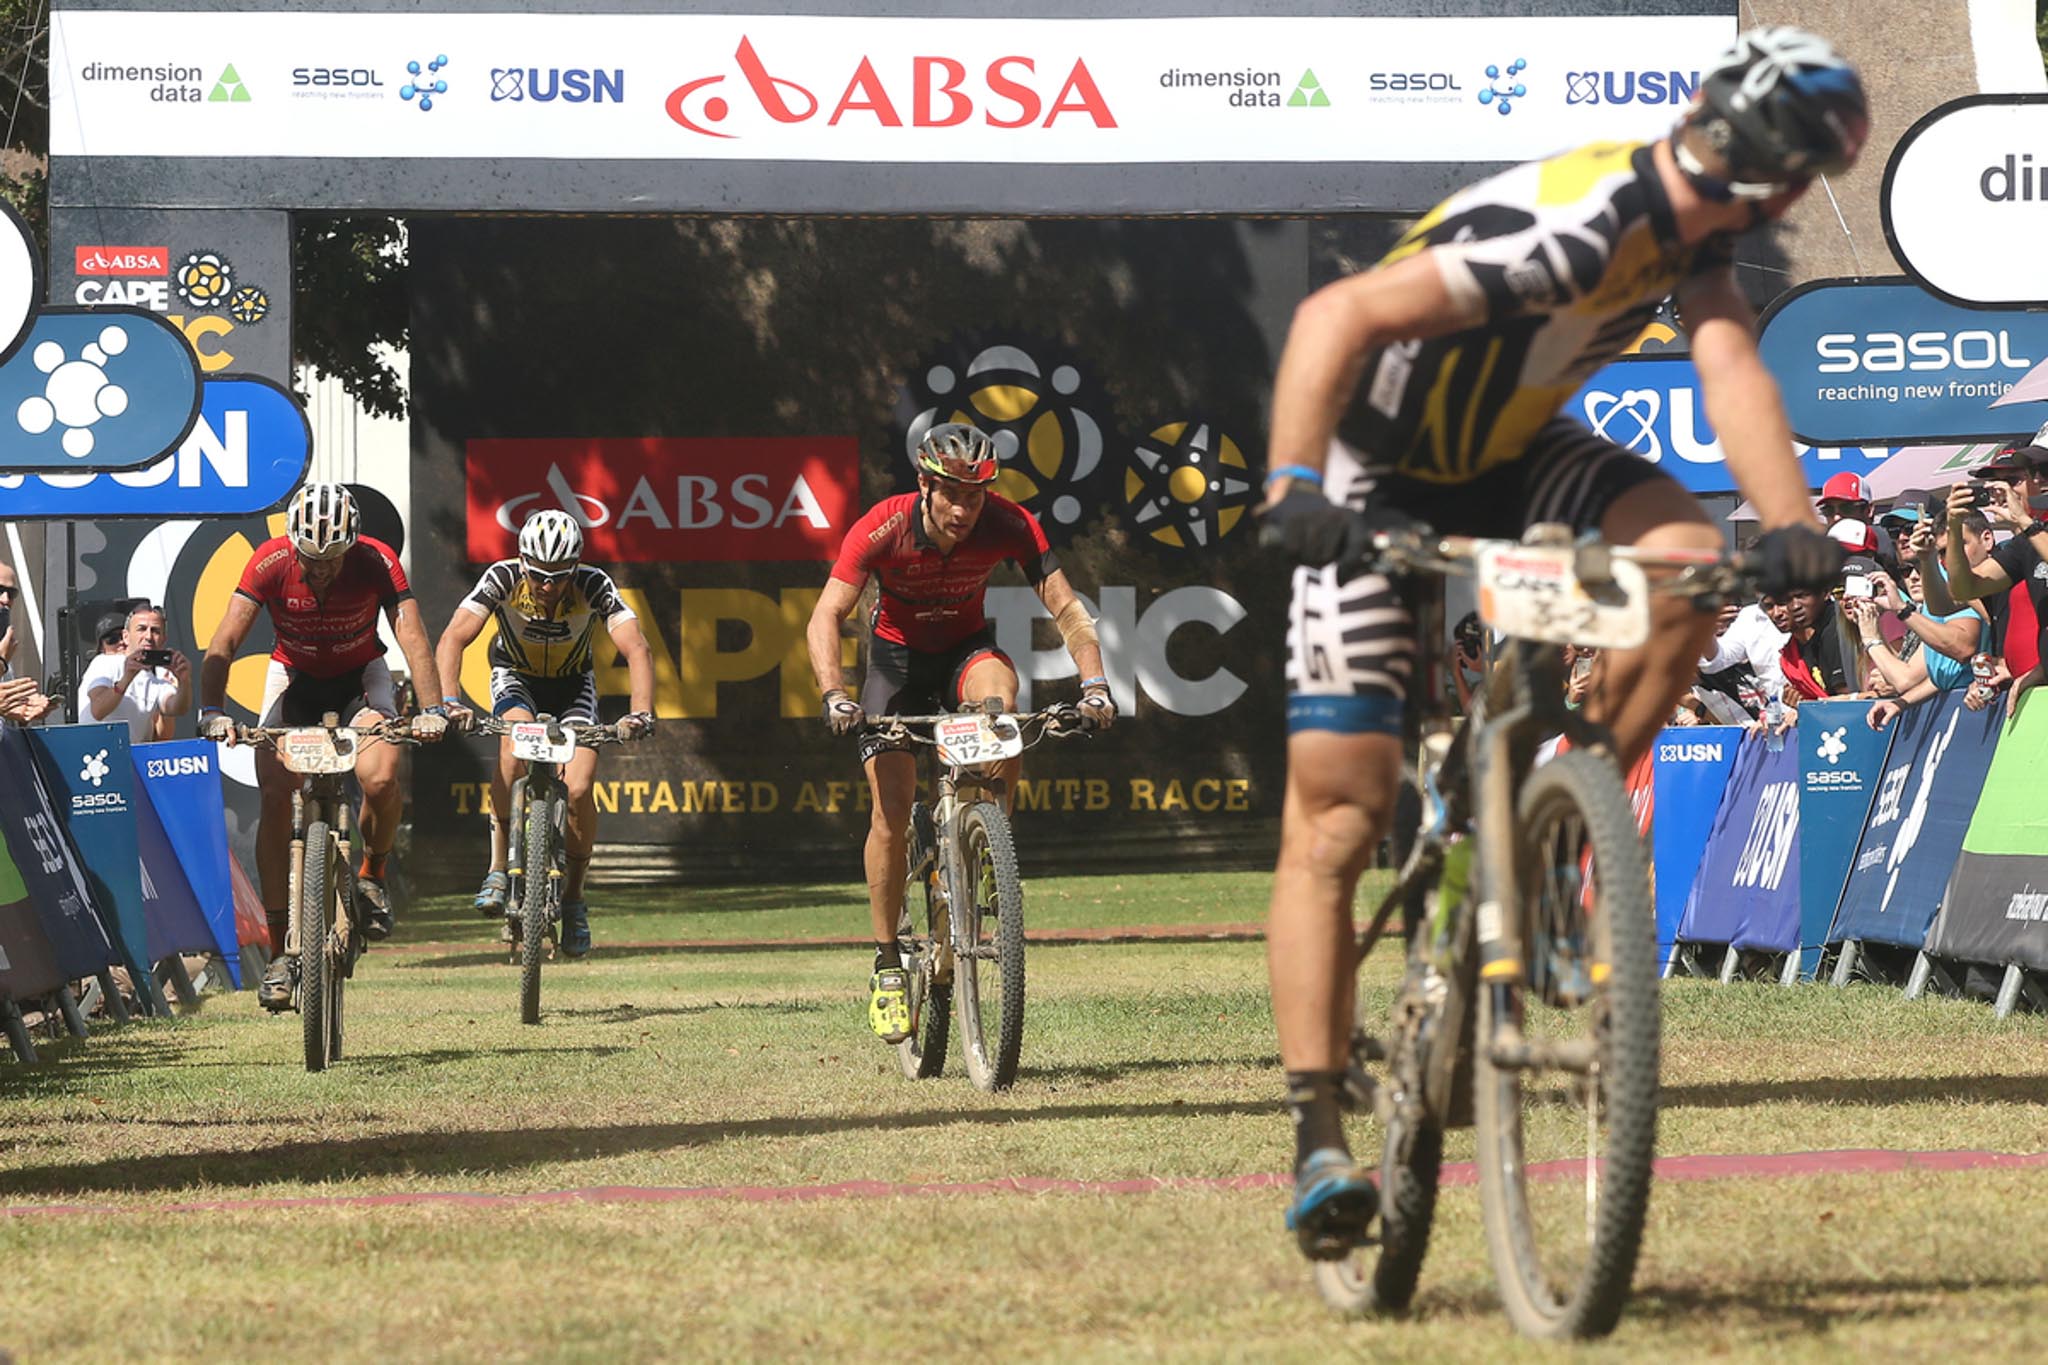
[1158,65,1309,110]
[1477,57,1527,116]
[78,61,247,105]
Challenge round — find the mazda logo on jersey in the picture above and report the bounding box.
[465,437,859,563]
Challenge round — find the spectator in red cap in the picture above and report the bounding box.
[1818,471,1895,561]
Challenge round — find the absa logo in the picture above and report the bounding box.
[666,37,1117,138]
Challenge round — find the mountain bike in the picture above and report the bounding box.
[864,701,1095,1091]
[1303,524,1751,1340]
[239,715,421,1073]
[472,715,626,1024]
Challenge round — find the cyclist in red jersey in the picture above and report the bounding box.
[807,423,1116,1042]
[197,484,450,1009]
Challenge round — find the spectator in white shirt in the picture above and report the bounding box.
[79,605,191,744]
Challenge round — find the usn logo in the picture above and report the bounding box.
[490,68,625,103]
[1657,741,1723,763]
[1731,780,1799,892]
[1564,70,1699,106]
[145,753,211,779]
[1583,388,1661,460]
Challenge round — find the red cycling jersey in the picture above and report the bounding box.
[235,535,411,676]
[829,493,1057,651]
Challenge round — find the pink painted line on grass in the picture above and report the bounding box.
[8,1149,2046,1220]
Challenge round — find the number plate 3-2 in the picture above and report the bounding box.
[1476,544,1649,649]
[278,727,358,775]
[510,722,577,764]
[935,715,1024,767]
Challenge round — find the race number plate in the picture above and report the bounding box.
[510,722,577,764]
[1475,544,1649,650]
[935,714,1024,767]
[278,727,358,775]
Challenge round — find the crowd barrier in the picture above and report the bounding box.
[0,724,251,1062]
[1656,690,2048,1017]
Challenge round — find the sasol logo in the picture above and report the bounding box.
[491,68,624,103]
[292,67,385,88]
[666,36,1117,138]
[1657,741,1723,762]
[1369,72,1461,92]
[71,791,128,812]
[1815,330,2033,373]
[145,754,211,779]
[1564,70,1699,106]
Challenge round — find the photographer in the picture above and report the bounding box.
[79,604,191,744]
[1941,446,2048,713]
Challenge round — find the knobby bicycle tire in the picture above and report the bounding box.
[896,824,952,1080]
[954,801,1025,1092]
[299,822,333,1073]
[520,782,552,1025]
[1475,748,1657,1341]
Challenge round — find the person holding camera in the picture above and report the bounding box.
[79,604,191,744]
[1940,445,2048,713]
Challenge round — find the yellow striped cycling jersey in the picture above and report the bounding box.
[1336,140,1736,484]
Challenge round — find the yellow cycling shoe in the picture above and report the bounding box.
[869,967,912,1043]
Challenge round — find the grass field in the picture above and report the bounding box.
[4,869,2047,1361]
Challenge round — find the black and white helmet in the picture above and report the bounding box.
[287,483,358,560]
[1680,27,1869,197]
[518,507,583,569]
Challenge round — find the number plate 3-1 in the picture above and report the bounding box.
[1476,544,1649,650]
[510,722,577,764]
[935,714,1024,767]
[278,727,358,775]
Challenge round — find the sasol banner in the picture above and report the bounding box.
[1884,95,2048,307]
[465,438,860,563]
[1753,279,2048,447]
[133,741,242,985]
[1676,735,1800,952]
[50,11,1732,168]
[1793,699,1894,976]
[1831,690,2003,951]
[0,727,117,982]
[0,375,311,519]
[29,723,153,994]
[1566,356,1893,495]
[1652,726,1741,963]
[0,307,200,474]
[1927,696,2048,972]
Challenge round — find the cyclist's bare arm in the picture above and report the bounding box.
[433,602,487,708]
[1679,272,1818,531]
[200,591,261,712]
[806,576,864,696]
[386,597,446,705]
[1034,569,1107,682]
[1264,252,1487,504]
[608,615,657,715]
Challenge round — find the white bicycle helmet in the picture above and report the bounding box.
[287,483,359,560]
[518,507,584,570]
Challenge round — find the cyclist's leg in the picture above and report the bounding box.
[482,668,538,910]
[1522,420,1720,766]
[556,674,602,923]
[860,749,918,947]
[253,662,298,955]
[953,639,1021,812]
[349,662,401,870]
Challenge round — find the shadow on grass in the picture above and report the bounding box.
[1016,1053,1282,1084]
[1413,1273,2046,1331]
[2,1098,1273,1198]
[1661,1074,2048,1110]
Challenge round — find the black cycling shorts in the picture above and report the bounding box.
[491,667,599,724]
[856,629,1011,765]
[258,661,393,728]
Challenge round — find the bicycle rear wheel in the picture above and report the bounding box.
[895,806,952,1080]
[953,800,1025,1092]
[299,823,333,1073]
[519,783,551,1025]
[1475,748,1657,1340]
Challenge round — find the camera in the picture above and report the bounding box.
[1841,574,1874,600]
[1969,483,2005,509]
[134,647,175,668]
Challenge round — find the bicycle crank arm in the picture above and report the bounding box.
[956,944,1001,960]
[1485,1024,1598,1074]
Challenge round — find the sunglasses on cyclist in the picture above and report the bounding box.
[522,561,576,584]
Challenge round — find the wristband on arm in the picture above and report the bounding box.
[1263,463,1324,489]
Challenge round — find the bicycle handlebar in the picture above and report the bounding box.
[234,717,426,749]
[864,702,1097,743]
[1351,526,1759,603]
[466,715,632,747]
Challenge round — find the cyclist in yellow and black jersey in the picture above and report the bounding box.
[1257,27,1870,1258]
[434,509,656,957]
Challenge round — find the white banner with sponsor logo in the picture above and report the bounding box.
[1885,95,2048,306]
[52,11,1732,164]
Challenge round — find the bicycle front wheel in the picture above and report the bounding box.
[299,822,333,1073]
[1475,748,1658,1340]
[519,783,552,1025]
[952,800,1025,1092]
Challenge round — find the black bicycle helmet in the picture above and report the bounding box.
[1680,26,1869,198]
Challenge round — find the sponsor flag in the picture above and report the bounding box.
[0,819,65,1005]
[1676,735,1801,953]
[1927,695,2048,971]
[1831,691,2002,951]
[28,724,154,993]
[0,727,117,980]
[1794,700,1895,976]
[133,740,242,985]
[1651,726,1742,965]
